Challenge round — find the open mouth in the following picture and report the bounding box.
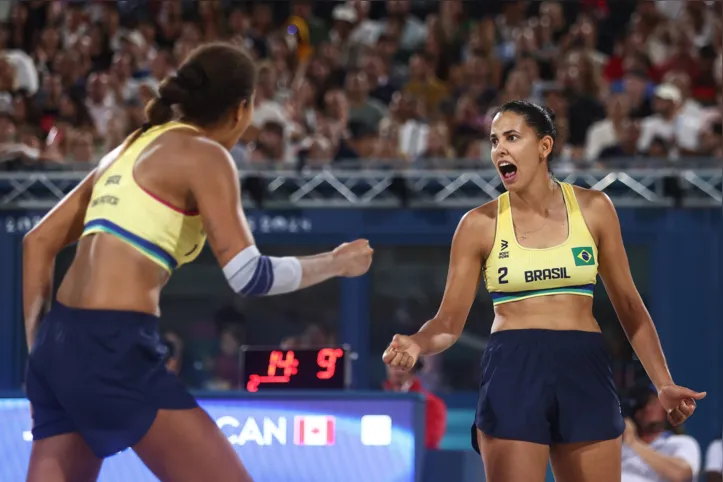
[498,161,518,181]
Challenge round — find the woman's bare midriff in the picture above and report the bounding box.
[55,233,169,315]
[490,294,601,333]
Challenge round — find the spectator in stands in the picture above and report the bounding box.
[67,129,95,164]
[361,50,399,106]
[298,323,336,347]
[383,358,447,449]
[663,71,704,119]
[392,92,428,159]
[637,83,702,158]
[418,122,454,165]
[705,437,722,482]
[1,1,721,170]
[348,0,380,49]
[617,68,654,120]
[0,111,19,164]
[383,0,427,54]
[585,92,632,162]
[210,325,245,390]
[0,55,17,93]
[598,118,642,161]
[2,47,38,95]
[346,69,387,135]
[278,323,336,349]
[249,63,288,139]
[248,121,286,165]
[698,117,722,158]
[403,52,448,118]
[84,71,118,138]
[622,384,701,482]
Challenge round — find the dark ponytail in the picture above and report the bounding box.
[120,42,256,153]
[121,77,188,152]
[145,64,207,127]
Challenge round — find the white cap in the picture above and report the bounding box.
[121,30,146,50]
[654,83,682,103]
[332,4,357,23]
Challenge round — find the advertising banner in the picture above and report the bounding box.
[0,394,422,482]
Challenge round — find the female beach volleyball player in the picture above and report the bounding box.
[23,42,373,482]
[383,100,705,482]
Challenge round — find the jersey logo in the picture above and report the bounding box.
[90,195,119,207]
[499,240,509,259]
[571,247,595,266]
[184,244,199,256]
[104,175,121,186]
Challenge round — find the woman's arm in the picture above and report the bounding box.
[185,139,371,295]
[383,207,491,370]
[409,208,490,355]
[592,190,705,422]
[592,191,674,391]
[22,170,96,350]
[22,144,123,350]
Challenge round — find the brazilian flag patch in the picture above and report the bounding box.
[571,247,595,266]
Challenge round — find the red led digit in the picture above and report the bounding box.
[247,374,261,392]
[267,350,283,376]
[316,348,343,380]
[277,350,299,377]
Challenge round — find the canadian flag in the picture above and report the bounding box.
[293,415,336,446]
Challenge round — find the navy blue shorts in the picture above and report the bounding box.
[471,329,624,452]
[26,302,197,458]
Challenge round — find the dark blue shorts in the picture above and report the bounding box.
[26,302,197,458]
[471,329,624,452]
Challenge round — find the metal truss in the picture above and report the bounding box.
[0,168,720,209]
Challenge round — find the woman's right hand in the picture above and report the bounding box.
[382,335,421,371]
[332,239,373,277]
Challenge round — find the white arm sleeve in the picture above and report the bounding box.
[222,245,302,296]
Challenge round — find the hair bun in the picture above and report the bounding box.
[176,65,206,90]
[157,76,189,105]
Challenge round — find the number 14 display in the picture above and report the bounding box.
[242,347,348,392]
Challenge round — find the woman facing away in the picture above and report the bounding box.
[22,42,373,482]
[383,100,705,482]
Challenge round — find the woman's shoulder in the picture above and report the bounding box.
[456,199,498,245]
[569,183,614,213]
[466,198,499,227]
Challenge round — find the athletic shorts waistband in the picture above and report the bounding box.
[48,301,159,326]
[488,328,604,344]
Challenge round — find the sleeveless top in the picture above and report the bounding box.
[483,182,598,305]
[81,121,207,272]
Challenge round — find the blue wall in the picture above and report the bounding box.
[0,208,720,450]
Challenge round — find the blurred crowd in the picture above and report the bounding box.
[0,0,721,172]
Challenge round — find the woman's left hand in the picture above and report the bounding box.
[657,384,706,426]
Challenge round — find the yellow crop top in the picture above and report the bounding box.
[483,182,598,305]
[81,121,207,272]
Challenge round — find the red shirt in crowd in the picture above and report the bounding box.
[383,377,448,449]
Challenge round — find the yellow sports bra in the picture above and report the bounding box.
[483,182,598,305]
[81,121,207,273]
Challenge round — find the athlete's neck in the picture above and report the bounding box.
[510,174,557,216]
[175,117,240,150]
[194,125,238,150]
